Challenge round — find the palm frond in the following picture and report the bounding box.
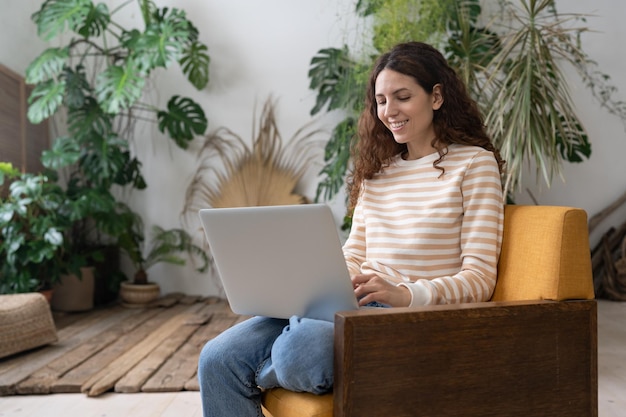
[482,0,590,195]
[182,96,323,223]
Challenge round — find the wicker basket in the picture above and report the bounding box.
[0,293,58,359]
[605,236,626,300]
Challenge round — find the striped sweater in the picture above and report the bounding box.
[342,144,504,306]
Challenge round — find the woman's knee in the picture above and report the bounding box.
[198,337,228,383]
[271,317,334,393]
[198,317,285,384]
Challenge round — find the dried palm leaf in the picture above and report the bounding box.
[183,96,323,222]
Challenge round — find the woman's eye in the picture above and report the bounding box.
[398,96,410,101]
[376,100,386,106]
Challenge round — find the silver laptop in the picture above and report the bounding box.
[198,204,359,319]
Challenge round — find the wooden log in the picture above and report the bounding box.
[588,189,626,234]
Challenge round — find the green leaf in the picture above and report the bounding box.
[68,96,113,140]
[114,156,147,189]
[62,65,91,109]
[44,228,64,246]
[133,8,191,71]
[157,95,208,148]
[95,59,145,114]
[180,40,210,90]
[41,136,81,170]
[25,47,69,84]
[0,205,15,224]
[315,117,355,202]
[308,46,356,115]
[0,162,20,181]
[79,134,126,185]
[139,0,158,26]
[27,79,66,124]
[32,0,93,41]
[77,2,110,37]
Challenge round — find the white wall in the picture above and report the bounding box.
[0,0,48,75]
[2,0,626,296]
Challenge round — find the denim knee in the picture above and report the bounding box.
[198,338,228,386]
[270,316,334,394]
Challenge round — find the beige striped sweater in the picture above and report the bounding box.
[342,144,504,306]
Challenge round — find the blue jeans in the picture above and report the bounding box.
[198,315,334,416]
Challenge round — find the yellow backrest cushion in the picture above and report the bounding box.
[492,205,594,301]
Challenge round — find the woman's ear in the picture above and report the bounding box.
[432,84,444,110]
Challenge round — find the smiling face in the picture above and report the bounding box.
[374,68,443,160]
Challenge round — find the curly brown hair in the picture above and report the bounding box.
[346,41,505,210]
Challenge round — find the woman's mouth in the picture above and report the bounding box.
[389,120,408,130]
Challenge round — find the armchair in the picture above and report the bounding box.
[262,205,597,417]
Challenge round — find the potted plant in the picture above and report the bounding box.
[116,207,209,306]
[24,0,211,298]
[0,163,75,297]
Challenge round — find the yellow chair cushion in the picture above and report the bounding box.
[262,389,333,417]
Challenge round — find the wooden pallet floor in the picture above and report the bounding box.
[0,294,246,397]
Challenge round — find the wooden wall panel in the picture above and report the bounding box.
[0,63,49,174]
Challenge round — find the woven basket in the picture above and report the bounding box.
[0,293,58,359]
[604,236,626,301]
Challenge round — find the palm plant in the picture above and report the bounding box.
[472,0,592,194]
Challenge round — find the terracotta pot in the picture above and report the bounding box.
[119,281,160,306]
[51,267,95,312]
[39,289,54,304]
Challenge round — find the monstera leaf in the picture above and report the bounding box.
[41,136,81,170]
[180,40,210,90]
[27,79,66,124]
[62,65,91,109]
[95,59,146,114]
[308,46,357,115]
[67,97,113,141]
[77,1,110,37]
[133,8,191,71]
[25,47,69,84]
[32,0,92,41]
[157,95,208,148]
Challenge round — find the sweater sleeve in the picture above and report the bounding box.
[398,151,504,306]
[342,196,367,278]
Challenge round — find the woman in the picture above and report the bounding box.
[197,41,504,416]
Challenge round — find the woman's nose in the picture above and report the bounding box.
[384,101,398,117]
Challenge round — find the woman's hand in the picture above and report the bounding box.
[352,274,411,307]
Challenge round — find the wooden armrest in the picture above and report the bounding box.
[334,300,597,417]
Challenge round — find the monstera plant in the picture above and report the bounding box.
[23,0,211,298]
